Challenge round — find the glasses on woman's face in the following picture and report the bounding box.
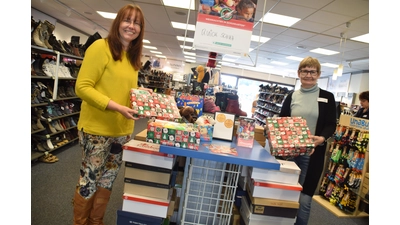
[299,70,318,77]
[122,19,141,28]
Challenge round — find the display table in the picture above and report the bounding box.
[159,137,280,225]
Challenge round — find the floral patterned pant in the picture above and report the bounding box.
[77,130,130,199]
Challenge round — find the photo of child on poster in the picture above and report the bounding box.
[199,0,257,23]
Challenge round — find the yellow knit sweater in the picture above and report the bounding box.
[75,39,138,137]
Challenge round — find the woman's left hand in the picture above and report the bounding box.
[138,87,153,94]
[310,135,325,146]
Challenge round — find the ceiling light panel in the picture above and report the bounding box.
[162,0,195,10]
[180,45,195,50]
[350,33,369,43]
[260,13,301,27]
[310,48,339,55]
[150,50,162,54]
[286,56,304,61]
[177,36,194,43]
[184,56,196,59]
[96,11,116,19]
[143,39,150,44]
[171,22,196,31]
[321,63,339,68]
[143,45,158,50]
[155,55,166,58]
[183,51,196,56]
[185,59,196,63]
[251,35,270,44]
[271,61,288,66]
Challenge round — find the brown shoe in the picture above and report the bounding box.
[88,187,111,225]
[73,187,95,225]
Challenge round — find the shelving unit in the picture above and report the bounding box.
[314,114,369,217]
[31,45,82,161]
[253,83,292,126]
[138,70,172,94]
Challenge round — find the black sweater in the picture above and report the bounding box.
[279,88,337,196]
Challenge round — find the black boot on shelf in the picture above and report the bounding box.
[82,32,102,52]
[215,92,228,112]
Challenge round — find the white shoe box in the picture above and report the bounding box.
[240,196,296,225]
[124,161,172,185]
[123,180,172,201]
[249,159,300,185]
[247,176,302,202]
[122,139,176,169]
[122,193,172,218]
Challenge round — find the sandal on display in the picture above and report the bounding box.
[39,153,57,163]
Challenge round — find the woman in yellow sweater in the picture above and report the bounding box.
[73,4,150,224]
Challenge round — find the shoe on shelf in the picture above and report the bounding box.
[39,152,57,163]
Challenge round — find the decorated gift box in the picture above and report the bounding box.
[236,117,256,148]
[130,89,181,121]
[175,92,204,116]
[147,120,201,150]
[266,117,315,157]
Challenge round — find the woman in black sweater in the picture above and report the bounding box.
[354,91,369,119]
[279,57,337,225]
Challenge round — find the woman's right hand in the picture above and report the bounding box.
[107,100,139,120]
[118,105,139,120]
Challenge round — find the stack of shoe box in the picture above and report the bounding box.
[241,160,302,225]
[117,139,177,225]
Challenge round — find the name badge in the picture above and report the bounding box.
[317,97,328,103]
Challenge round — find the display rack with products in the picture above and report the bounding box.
[313,114,369,217]
[31,45,82,162]
[138,69,172,94]
[253,83,292,126]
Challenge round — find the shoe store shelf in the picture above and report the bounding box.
[31,45,83,61]
[41,111,80,122]
[32,42,82,162]
[32,103,48,107]
[139,70,172,94]
[31,137,79,161]
[254,83,293,126]
[33,126,78,140]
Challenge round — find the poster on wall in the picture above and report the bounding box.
[193,0,258,57]
[327,73,351,93]
[151,57,165,69]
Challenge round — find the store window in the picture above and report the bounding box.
[237,78,264,117]
[220,74,237,89]
[220,74,262,117]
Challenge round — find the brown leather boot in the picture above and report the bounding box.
[73,187,95,225]
[88,187,111,225]
[225,94,247,117]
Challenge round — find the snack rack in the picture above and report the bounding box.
[180,158,241,225]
